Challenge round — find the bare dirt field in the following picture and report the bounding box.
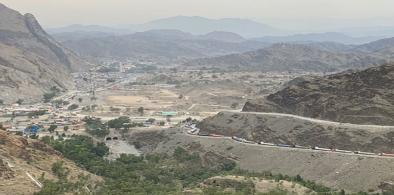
[79,71,305,121]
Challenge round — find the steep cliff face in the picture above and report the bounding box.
[243,64,394,125]
[0,3,87,103]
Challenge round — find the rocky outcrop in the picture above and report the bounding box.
[243,64,394,125]
[0,3,88,103]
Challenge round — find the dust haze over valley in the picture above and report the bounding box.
[1,1,394,194]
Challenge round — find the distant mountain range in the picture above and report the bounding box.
[51,22,394,73]
[340,25,394,37]
[185,40,392,72]
[51,31,116,42]
[61,29,268,63]
[47,24,131,35]
[57,27,394,72]
[131,16,281,38]
[47,16,393,45]
[47,16,281,38]
[253,32,383,45]
[0,3,86,102]
[199,31,246,43]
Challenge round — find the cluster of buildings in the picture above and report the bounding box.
[0,104,84,136]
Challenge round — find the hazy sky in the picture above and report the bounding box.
[2,0,394,31]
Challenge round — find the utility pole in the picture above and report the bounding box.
[88,69,97,117]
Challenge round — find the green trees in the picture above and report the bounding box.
[46,135,109,167]
[106,116,144,131]
[173,147,199,162]
[83,117,109,138]
[16,99,23,105]
[38,136,337,195]
[107,116,130,130]
[67,104,79,110]
[185,117,192,123]
[48,125,57,133]
[51,161,69,180]
[92,142,109,157]
[146,118,156,124]
[137,107,144,116]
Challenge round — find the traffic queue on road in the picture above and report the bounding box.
[184,124,394,158]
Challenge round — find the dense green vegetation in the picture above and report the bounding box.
[36,135,390,195]
[40,135,236,194]
[84,116,145,138]
[47,125,57,133]
[83,117,109,138]
[107,116,131,130]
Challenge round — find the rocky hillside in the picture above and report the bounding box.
[186,43,387,72]
[354,37,394,59]
[197,111,394,153]
[0,130,100,194]
[61,29,267,63]
[198,31,246,43]
[253,32,381,45]
[0,3,87,103]
[243,63,394,125]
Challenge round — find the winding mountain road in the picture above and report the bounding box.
[183,110,394,159]
[183,129,394,159]
[225,110,394,131]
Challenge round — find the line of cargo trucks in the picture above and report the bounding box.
[244,136,394,157]
[189,129,394,158]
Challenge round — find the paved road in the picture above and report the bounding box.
[184,131,394,159]
[182,124,394,159]
[225,110,394,130]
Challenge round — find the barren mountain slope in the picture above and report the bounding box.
[0,130,100,195]
[0,3,87,103]
[61,30,267,63]
[186,43,387,72]
[243,63,394,125]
